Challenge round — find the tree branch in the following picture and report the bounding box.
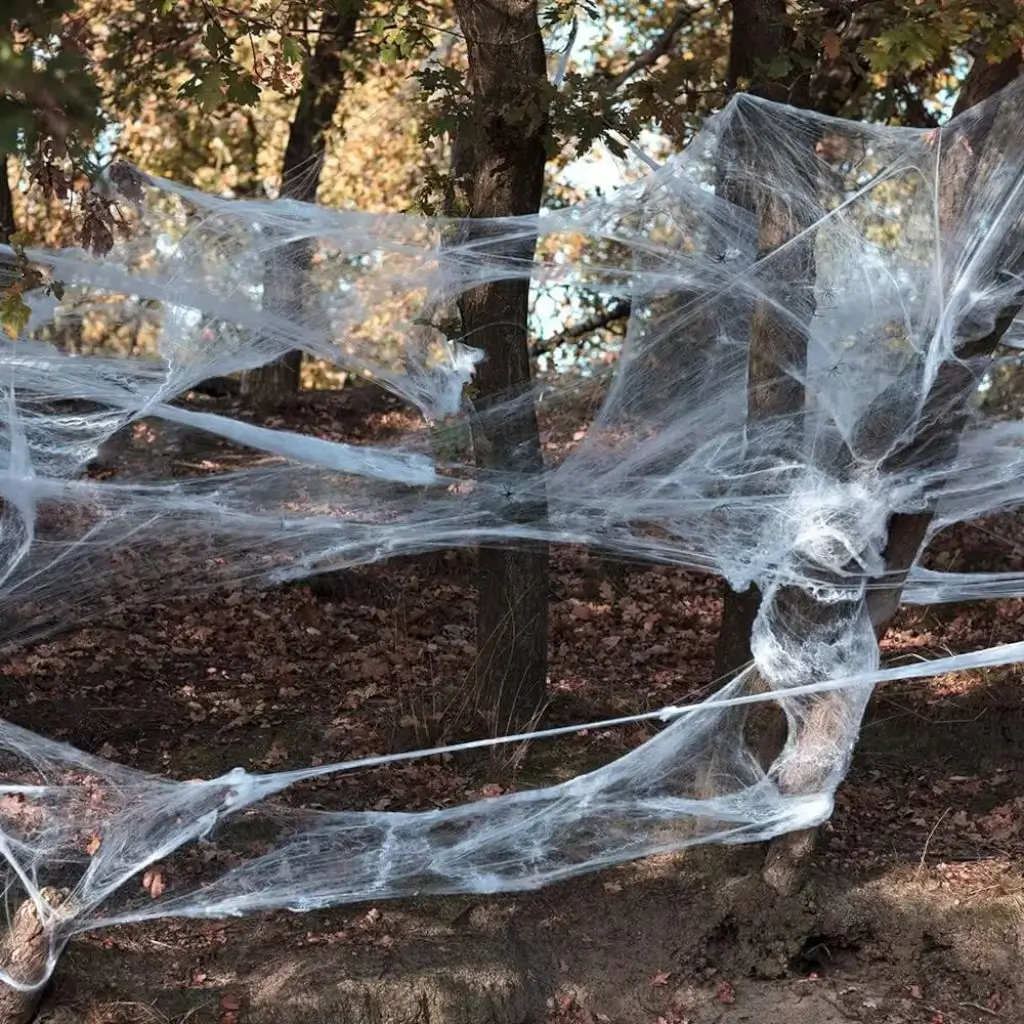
[608,4,703,90]
[815,0,882,14]
[953,48,1022,117]
[534,299,632,355]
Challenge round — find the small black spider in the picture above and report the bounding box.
[501,482,516,501]
[826,362,843,377]
[712,250,731,263]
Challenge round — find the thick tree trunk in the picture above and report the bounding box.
[727,0,803,104]
[768,60,1023,894]
[713,8,1024,893]
[452,0,550,731]
[240,1,362,404]
[765,57,1020,893]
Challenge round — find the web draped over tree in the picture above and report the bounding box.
[1,80,1024,994]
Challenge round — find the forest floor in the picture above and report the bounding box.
[4,388,1024,1024]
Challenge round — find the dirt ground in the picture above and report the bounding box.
[4,390,1024,1024]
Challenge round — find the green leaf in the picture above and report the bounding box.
[282,36,304,63]
[204,21,230,58]
[225,73,260,106]
[762,55,792,80]
[196,66,225,112]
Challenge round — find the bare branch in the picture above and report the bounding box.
[608,4,703,90]
[534,299,632,355]
[814,0,881,14]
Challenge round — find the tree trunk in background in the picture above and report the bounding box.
[0,155,14,245]
[0,155,16,294]
[452,0,550,732]
[240,1,362,404]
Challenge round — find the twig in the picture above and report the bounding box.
[534,299,632,354]
[915,806,951,880]
[958,1002,1002,1019]
[816,0,881,14]
[925,1007,973,1024]
[608,4,703,90]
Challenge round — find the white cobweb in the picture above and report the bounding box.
[3,80,1024,993]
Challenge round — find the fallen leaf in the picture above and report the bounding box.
[262,742,289,767]
[85,833,101,856]
[822,29,842,61]
[220,992,241,1011]
[650,971,671,987]
[987,991,1004,1012]
[716,980,736,1004]
[908,984,923,1000]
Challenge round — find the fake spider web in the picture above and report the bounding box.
[3,80,1024,993]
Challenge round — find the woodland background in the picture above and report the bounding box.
[4,3,1024,1024]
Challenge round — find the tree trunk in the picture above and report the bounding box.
[706,0,818,803]
[739,49,1021,892]
[0,155,17,293]
[712,0,812,678]
[0,155,14,245]
[0,889,63,1024]
[240,1,362,404]
[712,6,1024,893]
[451,0,550,732]
[768,56,1023,894]
[728,0,803,104]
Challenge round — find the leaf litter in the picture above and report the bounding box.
[7,390,1024,1024]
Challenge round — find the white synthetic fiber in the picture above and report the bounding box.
[2,81,1024,991]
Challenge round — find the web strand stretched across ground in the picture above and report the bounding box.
[2,81,1024,992]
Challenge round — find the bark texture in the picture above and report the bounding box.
[0,155,14,245]
[729,44,1024,892]
[0,889,63,1024]
[714,12,1024,893]
[452,0,550,731]
[0,155,17,292]
[713,0,813,677]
